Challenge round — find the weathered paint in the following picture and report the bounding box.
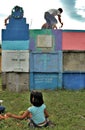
[62,30,85,50]
[2,22,85,91]
[63,51,85,72]
[30,52,62,72]
[63,72,85,90]
[2,29,29,41]
[62,30,85,90]
[2,40,29,50]
[30,72,62,90]
[29,29,62,52]
[6,18,28,29]
[29,51,62,90]
[3,72,29,92]
[2,17,29,41]
[2,50,29,72]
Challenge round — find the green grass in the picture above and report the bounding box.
[0,75,2,91]
[0,86,85,129]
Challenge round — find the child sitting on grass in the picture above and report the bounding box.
[6,91,52,128]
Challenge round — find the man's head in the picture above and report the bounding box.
[58,8,63,13]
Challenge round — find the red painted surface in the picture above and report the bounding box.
[62,32,85,50]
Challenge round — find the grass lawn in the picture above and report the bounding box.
[0,86,85,129]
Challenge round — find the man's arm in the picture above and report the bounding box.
[58,15,63,27]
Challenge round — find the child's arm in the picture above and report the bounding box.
[6,110,32,120]
[44,109,49,118]
[0,115,5,120]
[0,114,8,120]
[4,15,11,25]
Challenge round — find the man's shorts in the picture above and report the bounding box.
[44,12,57,26]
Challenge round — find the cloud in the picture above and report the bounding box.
[0,14,7,17]
[60,0,85,22]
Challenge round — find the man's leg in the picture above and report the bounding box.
[44,12,57,28]
[44,12,51,26]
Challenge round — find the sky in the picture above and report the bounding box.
[0,0,85,41]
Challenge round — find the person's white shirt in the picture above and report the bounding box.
[47,9,61,16]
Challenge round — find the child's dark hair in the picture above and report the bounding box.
[58,8,63,13]
[30,91,44,107]
[14,6,21,11]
